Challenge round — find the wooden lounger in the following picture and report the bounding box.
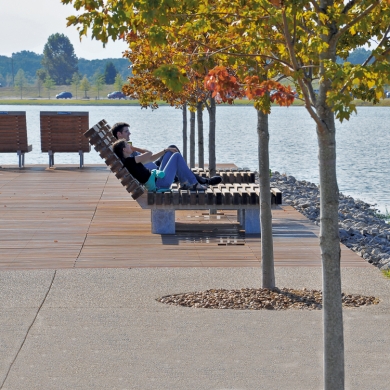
[0,111,32,168]
[84,120,282,234]
[40,111,90,168]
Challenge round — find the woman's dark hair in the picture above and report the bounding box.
[112,139,127,161]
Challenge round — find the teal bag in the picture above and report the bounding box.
[144,169,165,192]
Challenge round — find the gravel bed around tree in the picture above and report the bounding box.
[158,172,385,311]
[157,288,379,310]
[269,172,390,271]
[157,172,390,310]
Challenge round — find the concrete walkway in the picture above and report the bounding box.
[1,266,389,390]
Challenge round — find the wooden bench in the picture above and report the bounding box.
[0,111,32,168]
[84,120,282,234]
[40,111,90,168]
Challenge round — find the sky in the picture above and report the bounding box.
[1,0,129,60]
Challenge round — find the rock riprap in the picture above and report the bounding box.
[270,172,390,271]
[157,288,379,310]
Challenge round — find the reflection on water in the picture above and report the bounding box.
[0,104,389,212]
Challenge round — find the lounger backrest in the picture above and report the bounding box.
[84,120,146,200]
[40,111,90,153]
[0,111,30,153]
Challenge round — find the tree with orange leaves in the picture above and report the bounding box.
[121,32,218,168]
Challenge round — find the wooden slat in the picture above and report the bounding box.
[189,190,197,205]
[271,187,283,204]
[172,189,180,205]
[164,191,172,205]
[180,189,189,204]
[147,192,155,205]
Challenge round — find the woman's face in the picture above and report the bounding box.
[123,142,133,157]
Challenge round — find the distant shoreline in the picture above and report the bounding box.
[1,98,390,107]
[0,99,143,107]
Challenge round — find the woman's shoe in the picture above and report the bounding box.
[190,182,207,191]
[208,176,222,185]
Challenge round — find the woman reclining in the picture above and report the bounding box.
[112,139,207,192]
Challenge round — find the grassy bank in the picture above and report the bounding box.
[0,94,390,110]
[2,83,390,107]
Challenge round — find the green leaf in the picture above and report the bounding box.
[153,65,189,92]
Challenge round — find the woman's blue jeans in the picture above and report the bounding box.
[155,152,197,189]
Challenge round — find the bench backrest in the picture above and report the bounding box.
[84,120,146,200]
[40,111,90,153]
[0,111,30,153]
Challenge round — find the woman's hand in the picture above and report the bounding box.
[165,147,178,153]
[148,147,177,162]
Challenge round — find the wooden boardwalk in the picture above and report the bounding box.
[0,165,369,270]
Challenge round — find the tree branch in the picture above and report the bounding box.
[292,10,298,46]
[333,1,380,42]
[189,39,294,69]
[172,12,269,21]
[339,27,390,94]
[368,26,390,66]
[309,0,321,14]
[281,8,322,128]
[342,0,356,14]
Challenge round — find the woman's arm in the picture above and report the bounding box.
[135,147,178,164]
[134,151,153,163]
[131,146,150,154]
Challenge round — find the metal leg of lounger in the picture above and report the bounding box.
[17,150,22,168]
[244,209,261,234]
[48,151,54,167]
[237,209,244,224]
[79,150,84,168]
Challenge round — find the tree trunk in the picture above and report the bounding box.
[316,112,344,390]
[315,31,345,388]
[197,101,204,168]
[182,104,187,163]
[257,109,275,289]
[208,97,216,176]
[189,110,196,168]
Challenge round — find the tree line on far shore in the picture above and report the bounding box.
[0,37,370,90]
[0,33,133,98]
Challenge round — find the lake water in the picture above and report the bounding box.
[1,104,389,213]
